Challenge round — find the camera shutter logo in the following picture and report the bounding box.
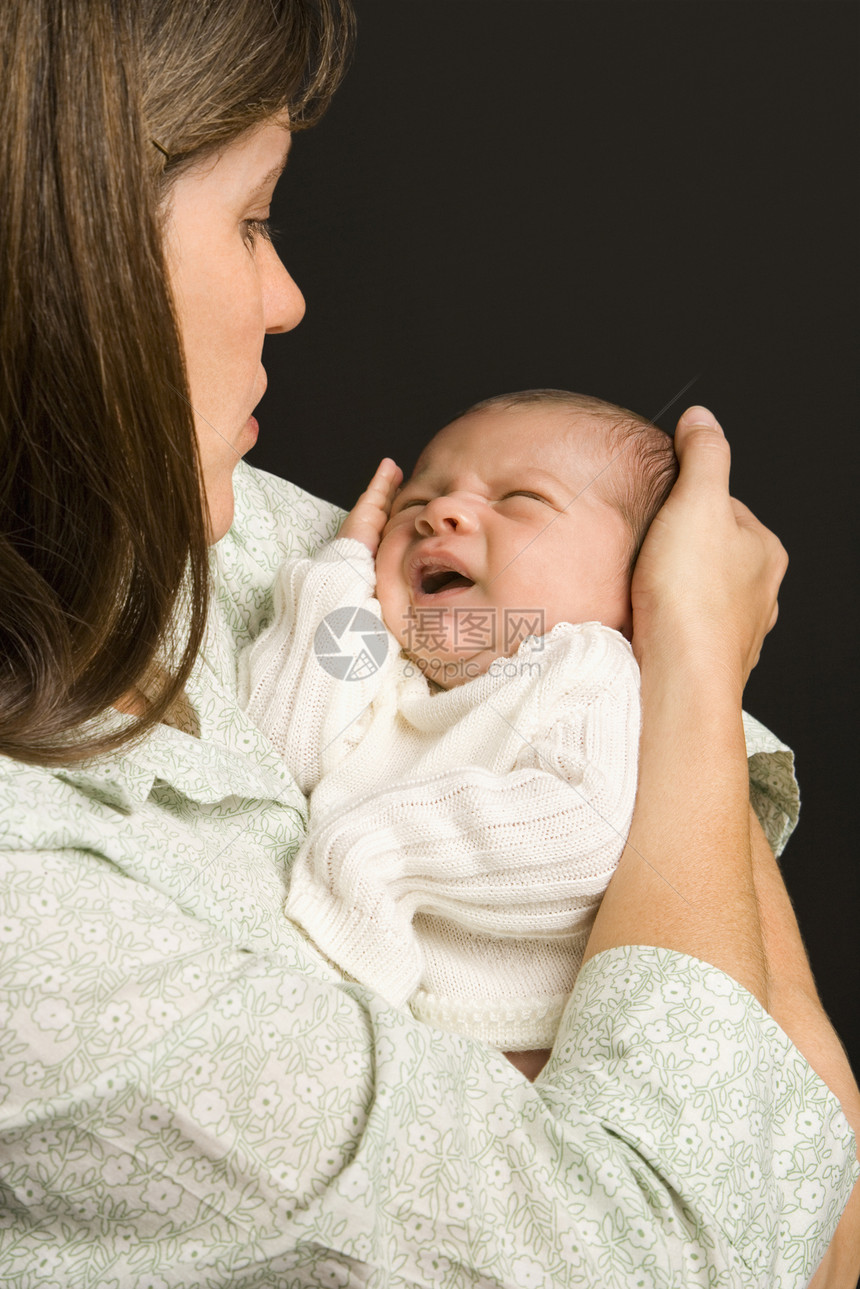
[313,606,389,680]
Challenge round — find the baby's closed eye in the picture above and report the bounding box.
[500,491,547,502]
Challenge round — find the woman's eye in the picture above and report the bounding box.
[243,218,275,250]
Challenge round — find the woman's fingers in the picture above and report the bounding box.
[730,496,789,639]
[736,500,789,573]
[630,405,788,687]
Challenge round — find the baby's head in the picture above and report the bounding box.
[375,390,678,688]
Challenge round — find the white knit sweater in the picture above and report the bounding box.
[239,537,799,1050]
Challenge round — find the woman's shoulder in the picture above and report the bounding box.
[226,461,346,563]
[0,754,130,854]
[212,462,347,651]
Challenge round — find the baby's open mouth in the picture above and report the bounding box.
[419,568,475,594]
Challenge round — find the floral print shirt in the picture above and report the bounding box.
[0,462,856,1288]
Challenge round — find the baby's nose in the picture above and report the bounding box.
[414,493,480,536]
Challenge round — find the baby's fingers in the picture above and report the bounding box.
[361,458,403,512]
[339,458,403,553]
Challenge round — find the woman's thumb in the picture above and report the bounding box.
[672,406,732,494]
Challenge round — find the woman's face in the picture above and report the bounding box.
[160,117,304,542]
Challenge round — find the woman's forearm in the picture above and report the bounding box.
[749,808,860,1287]
[581,655,768,1004]
[749,806,859,1135]
[582,673,860,1283]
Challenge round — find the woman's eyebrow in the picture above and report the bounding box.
[247,158,288,200]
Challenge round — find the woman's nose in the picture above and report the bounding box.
[263,242,306,334]
[415,493,480,536]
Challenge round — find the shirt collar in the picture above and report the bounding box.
[53,626,306,817]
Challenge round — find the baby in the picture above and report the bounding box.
[240,390,797,1062]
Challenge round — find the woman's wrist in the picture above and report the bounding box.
[632,575,752,712]
[638,634,746,723]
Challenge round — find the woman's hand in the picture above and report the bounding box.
[630,406,787,693]
[584,406,786,1004]
[338,458,403,556]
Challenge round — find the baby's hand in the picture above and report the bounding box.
[339,458,403,556]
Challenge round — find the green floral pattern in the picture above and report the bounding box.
[0,462,856,1287]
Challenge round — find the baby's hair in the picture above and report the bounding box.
[460,389,679,573]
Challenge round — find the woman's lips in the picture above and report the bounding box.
[242,367,266,447]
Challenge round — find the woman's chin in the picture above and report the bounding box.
[241,414,259,447]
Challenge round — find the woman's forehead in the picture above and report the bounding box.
[170,117,292,196]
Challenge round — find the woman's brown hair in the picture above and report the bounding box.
[0,0,354,766]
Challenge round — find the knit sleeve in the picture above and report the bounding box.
[237,538,392,795]
[284,655,641,1009]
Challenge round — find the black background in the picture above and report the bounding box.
[249,1,859,1071]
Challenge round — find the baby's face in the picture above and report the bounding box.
[375,405,633,688]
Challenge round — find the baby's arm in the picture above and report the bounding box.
[338,458,402,554]
[239,460,401,793]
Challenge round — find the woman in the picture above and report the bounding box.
[1,2,857,1285]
